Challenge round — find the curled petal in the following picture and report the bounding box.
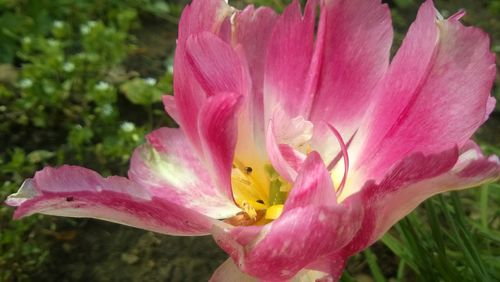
[199,92,243,202]
[172,0,233,154]
[356,0,496,180]
[283,151,337,212]
[129,128,240,219]
[6,166,217,236]
[213,204,362,281]
[213,158,362,280]
[342,144,499,255]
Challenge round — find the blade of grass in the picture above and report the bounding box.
[363,248,387,282]
[439,194,490,281]
[479,185,489,230]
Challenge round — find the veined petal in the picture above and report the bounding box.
[309,0,393,136]
[213,204,362,281]
[162,95,179,123]
[173,0,233,155]
[342,144,499,255]
[233,6,277,149]
[283,152,337,212]
[199,92,243,203]
[232,6,278,164]
[6,166,217,236]
[355,0,496,181]
[212,156,362,280]
[129,128,240,219]
[185,32,247,97]
[263,0,317,122]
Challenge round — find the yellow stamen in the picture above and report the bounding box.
[242,201,257,220]
[265,204,284,220]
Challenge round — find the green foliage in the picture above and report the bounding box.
[0,0,499,281]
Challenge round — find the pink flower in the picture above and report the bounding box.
[7,0,499,280]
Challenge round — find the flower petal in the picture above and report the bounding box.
[213,204,362,280]
[342,144,499,256]
[283,151,337,212]
[355,0,496,180]
[213,155,362,280]
[162,95,179,123]
[209,258,256,282]
[185,32,247,97]
[172,0,233,154]
[6,166,217,236]
[264,0,317,121]
[232,6,277,147]
[129,128,240,219]
[199,92,243,203]
[309,0,393,134]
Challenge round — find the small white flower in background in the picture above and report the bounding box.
[63,62,75,72]
[19,79,33,89]
[47,39,59,47]
[22,37,32,45]
[101,104,113,116]
[144,78,157,86]
[80,21,96,35]
[121,122,136,133]
[53,21,64,29]
[95,81,110,91]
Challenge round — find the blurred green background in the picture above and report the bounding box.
[0,0,499,281]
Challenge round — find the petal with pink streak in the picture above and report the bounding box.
[210,152,364,279]
[172,0,233,154]
[355,1,496,180]
[233,6,277,148]
[263,0,317,121]
[309,0,393,138]
[6,166,217,236]
[341,144,499,256]
[129,128,240,219]
[185,32,247,97]
[283,152,337,212]
[212,158,362,280]
[215,204,361,281]
[198,92,243,203]
[162,95,179,123]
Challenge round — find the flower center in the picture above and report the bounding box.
[227,160,290,226]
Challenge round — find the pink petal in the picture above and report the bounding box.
[209,258,256,282]
[342,144,499,256]
[212,156,362,280]
[198,92,243,203]
[232,6,277,147]
[213,204,362,281]
[283,151,337,212]
[356,1,496,180]
[309,0,393,134]
[185,32,247,97]
[265,109,311,182]
[263,0,317,121]
[172,0,233,154]
[162,95,179,123]
[6,166,217,236]
[129,128,240,219]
